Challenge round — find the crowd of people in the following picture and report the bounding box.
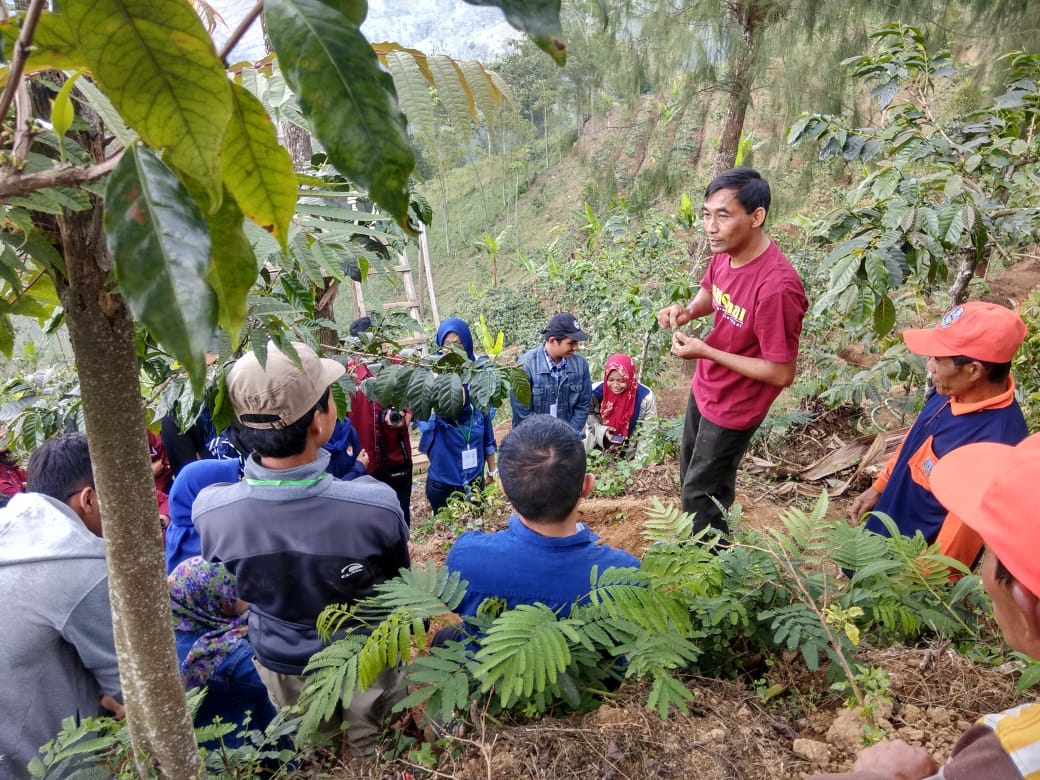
[0,166,1035,779]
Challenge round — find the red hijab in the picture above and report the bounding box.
[600,354,638,437]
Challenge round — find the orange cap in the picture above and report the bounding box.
[931,433,1040,597]
[902,302,1025,363]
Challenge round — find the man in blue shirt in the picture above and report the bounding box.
[510,312,593,433]
[446,415,639,629]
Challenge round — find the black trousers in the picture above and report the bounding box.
[375,468,413,527]
[679,392,759,539]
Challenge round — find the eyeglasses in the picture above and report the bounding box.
[63,486,90,501]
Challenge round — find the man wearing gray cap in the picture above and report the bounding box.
[193,341,409,756]
[510,311,593,434]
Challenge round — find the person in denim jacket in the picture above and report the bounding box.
[510,312,593,435]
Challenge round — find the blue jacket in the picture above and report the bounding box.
[510,345,592,433]
[447,515,640,620]
[165,459,240,574]
[323,418,367,480]
[866,382,1027,548]
[418,404,496,488]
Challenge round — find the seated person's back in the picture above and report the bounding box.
[447,414,639,623]
[169,556,275,745]
[194,341,409,756]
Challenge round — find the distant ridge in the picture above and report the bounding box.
[210,0,519,64]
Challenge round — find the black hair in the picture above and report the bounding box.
[498,415,586,523]
[236,387,331,459]
[349,316,373,338]
[26,432,93,502]
[0,448,19,469]
[951,355,1012,383]
[994,556,1015,587]
[705,166,771,217]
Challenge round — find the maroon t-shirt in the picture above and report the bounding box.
[692,240,807,430]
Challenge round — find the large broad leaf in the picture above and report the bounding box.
[205,190,257,349]
[428,55,477,134]
[105,147,217,391]
[266,0,414,230]
[463,0,565,65]
[458,60,499,124]
[223,83,297,250]
[64,0,232,206]
[385,51,437,140]
[0,12,87,72]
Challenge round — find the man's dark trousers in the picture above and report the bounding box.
[679,392,759,539]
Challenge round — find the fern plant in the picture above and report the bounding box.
[298,491,994,742]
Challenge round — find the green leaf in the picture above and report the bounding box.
[463,0,566,66]
[222,83,297,250]
[9,12,87,72]
[266,0,415,230]
[458,60,499,125]
[432,372,464,419]
[317,0,367,24]
[205,190,257,349]
[0,315,13,358]
[65,0,232,206]
[428,54,476,134]
[50,71,84,142]
[385,50,437,141]
[104,146,216,391]
[873,294,896,337]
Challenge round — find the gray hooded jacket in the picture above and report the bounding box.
[0,492,120,779]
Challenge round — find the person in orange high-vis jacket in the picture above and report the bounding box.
[848,302,1028,571]
[815,434,1040,780]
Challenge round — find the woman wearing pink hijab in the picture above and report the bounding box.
[585,354,657,462]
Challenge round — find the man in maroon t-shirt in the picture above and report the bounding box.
[658,167,807,541]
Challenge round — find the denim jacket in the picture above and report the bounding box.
[509,346,592,433]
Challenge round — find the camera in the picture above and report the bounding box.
[386,407,404,425]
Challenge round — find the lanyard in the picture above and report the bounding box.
[456,404,475,444]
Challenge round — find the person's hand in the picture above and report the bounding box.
[357,449,370,468]
[99,694,125,719]
[848,487,881,524]
[658,303,692,330]
[671,331,708,360]
[851,740,938,780]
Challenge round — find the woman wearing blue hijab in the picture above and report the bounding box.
[165,458,241,573]
[435,317,477,360]
[419,318,498,512]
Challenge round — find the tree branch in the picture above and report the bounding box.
[0,0,47,127]
[219,0,263,63]
[0,153,120,199]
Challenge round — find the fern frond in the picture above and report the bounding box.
[297,635,364,743]
[396,641,476,723]
[646,670,695,719]
[641,542,718,589]
[642,498,694,543]
[316,562,466,639]
[776,490,832,557]
[473,604,580,708]
[585,570,692,636]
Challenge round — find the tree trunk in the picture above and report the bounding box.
[711,9,760,179]
[948,248,980,305]
[316,278,340,350]
[284,122,313,171]
[56,205,202,778]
